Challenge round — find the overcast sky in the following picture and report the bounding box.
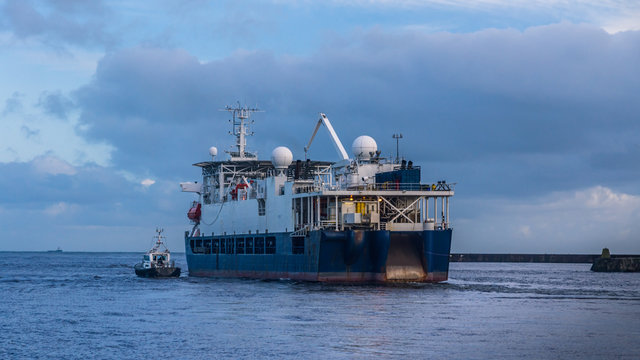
[1,0,639,253]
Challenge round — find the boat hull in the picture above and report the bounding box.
[134,264,181,278]
[185,229,452,283]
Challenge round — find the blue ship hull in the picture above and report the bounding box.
[185,229,452,283]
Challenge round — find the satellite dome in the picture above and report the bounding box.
[352,135,377,160]
[209,146,218,158]
[271,146,293,169]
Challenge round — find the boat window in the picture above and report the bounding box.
[190,239,195,252]
[226,238,235,254]
[144,255,150,261]
[245,237,253,254]
[194,239,204,254]
[292,237,304,255]
[258,199,266,216]
[236,238,245,254]
[203,239,211,254]
[255,237,264,254]
[220,239,226,254]
[212,239,219,254]
[265,236,276,254]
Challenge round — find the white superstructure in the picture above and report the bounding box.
[181,105,454,239]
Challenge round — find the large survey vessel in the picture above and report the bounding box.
[181,105,454,282]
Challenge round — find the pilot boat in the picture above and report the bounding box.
[134,229,181,278]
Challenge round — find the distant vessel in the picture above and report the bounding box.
[47,247,63,253]
[180,105,455,283]
[134,229,181,278]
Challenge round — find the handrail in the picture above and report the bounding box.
[293,182,455,193]
[290,225,310,237]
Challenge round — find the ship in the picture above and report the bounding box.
[180,105,454,283]
[134,228,181,278]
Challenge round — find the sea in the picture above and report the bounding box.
[1,252,639,359]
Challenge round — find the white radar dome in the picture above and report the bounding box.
[271,146,293,169]
[352,135,377,160]
[209,146,218,158]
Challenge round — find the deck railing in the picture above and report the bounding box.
[294,182,454,194]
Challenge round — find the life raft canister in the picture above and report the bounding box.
[187,202,202,221]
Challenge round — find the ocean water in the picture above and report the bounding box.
[1,252,639,359]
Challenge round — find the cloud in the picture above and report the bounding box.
[32,154,77,175]
[0,158,190,251]
[20,125,39,138]
[3,21,638,252]
[141,178,155,187]
[2,91,23,115]
[0,91,113,166]
[0,0,116,49]
[454,186,640,253]
[73,24,640,199]
[37,91,75,120]
[326,0,640,32]
[43,201,78,216]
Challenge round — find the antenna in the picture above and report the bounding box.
[392,133,403,163]
[220,103,264,160]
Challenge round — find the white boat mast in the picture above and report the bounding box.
[223,104,262,161]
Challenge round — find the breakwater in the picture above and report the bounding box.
[450,253,640,263]
[591,257,640,272]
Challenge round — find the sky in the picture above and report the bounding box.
[1,0,639,253]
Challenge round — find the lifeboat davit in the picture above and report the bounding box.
[187,202,201,222]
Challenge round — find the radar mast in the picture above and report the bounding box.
[223,103,262,160]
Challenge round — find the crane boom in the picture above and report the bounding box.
[304,113,349,160]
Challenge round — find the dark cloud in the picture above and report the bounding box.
[37,91,75,119]
[73,24,640,199]
[0,0,116,49]
[20,125,39,138]
[0,159,126,205]
[0,157,189,250]
[2,91,23,115]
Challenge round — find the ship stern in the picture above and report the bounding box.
[317,229,452,283]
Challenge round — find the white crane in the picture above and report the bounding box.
[304,113,349,160]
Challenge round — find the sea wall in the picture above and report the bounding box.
[590,257,640,272]
[450,253,640,264]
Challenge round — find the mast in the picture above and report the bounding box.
[223,103,262,160]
